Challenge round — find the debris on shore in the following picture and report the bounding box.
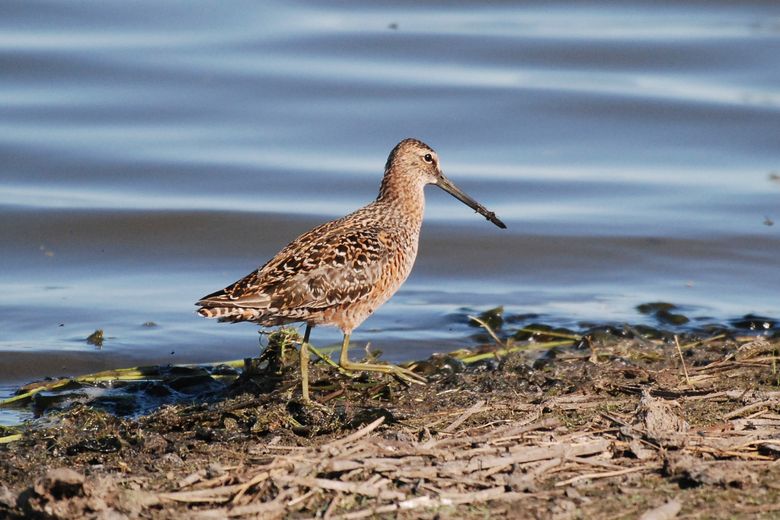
[1,317,779,518]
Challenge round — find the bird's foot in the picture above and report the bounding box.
[338,360,427,386]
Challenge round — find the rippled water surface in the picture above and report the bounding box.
[1,1,779,406]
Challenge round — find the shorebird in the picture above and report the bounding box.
[197,138,506,401]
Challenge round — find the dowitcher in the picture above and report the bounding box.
[197,138,505,401]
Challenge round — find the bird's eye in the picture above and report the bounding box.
[423,153,434,163]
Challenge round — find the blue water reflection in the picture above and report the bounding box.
[1,1,778,397]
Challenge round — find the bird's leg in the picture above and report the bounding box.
[300,324,312,402]
[338,333,426,385]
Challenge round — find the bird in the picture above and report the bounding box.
[197,138,506,402]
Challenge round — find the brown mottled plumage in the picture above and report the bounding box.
[197,138,505,401]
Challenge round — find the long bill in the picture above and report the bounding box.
[436,175,507,229]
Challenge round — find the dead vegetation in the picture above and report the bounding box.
[1,320,780,519]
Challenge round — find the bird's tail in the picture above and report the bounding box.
[197,305,265,323]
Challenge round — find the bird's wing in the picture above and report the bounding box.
[200,221,394,320]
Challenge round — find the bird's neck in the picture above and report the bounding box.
[375,175,426,229]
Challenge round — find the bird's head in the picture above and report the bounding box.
[382,138,506,229]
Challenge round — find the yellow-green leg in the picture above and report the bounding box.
[338,333,426,385]
[300,324,312,402]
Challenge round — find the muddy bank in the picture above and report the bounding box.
[1,320,779,519]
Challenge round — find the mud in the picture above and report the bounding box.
[1,319,779,519]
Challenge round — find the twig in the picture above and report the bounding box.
[286,487,317,507]
[674,335,692,388]
[467,315,505,347]
[517,327,582,341]
[723,399,778,420]
[569,456,626,471]
[288,476,405,500]
[231,470,271,504]
[459,340,574,364]
[158,484,245,503]
[334,486,515,520]
[0,433,22,444]
[306,343,343,370]
[323,416,385,449]
[678,334,726,351]
[554,464,658,487]
[323,492,342,519]
[735,502,780,514]
[443,400,486,433]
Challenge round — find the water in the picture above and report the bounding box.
[1,1,779,419]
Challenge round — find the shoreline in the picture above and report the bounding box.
[1,323,779,518]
